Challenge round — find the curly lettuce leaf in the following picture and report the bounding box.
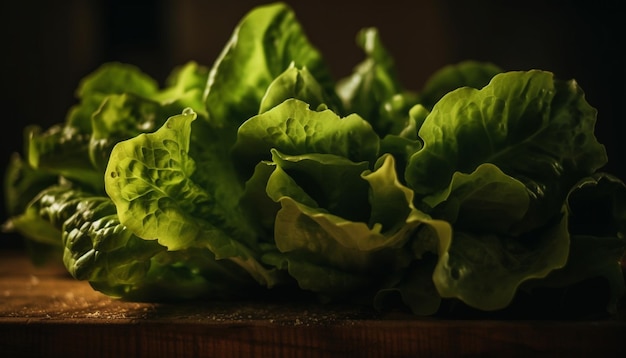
[105,109,204,250]
[89,61,210,173]
[258,152,448,310]
[154,61,210,117]
[433,207,570,311]
[89,94,176,173]
[377,104,427,183]
[23,62,209,192]
[407,70,607,232]
[422,163,530,234]
[233,98,380,178]
[25,124,103,191]
[203,2,335,129]
[66,62,160,133]
[259,63,340,114]
[104,109,281,287]
[261,155,419,296]
[419,163,570,311]
[268,151,371,224]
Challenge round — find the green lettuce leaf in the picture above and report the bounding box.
[89,61,210,173]
[422,163,530,234]
[25,123,103,191]
[3,152,58,218]
[433,207,570,311]
[62,194,261,301]
[418,60,502,110]
[233,98,380,178]
[104,109,281,287]
[407,70,607,231]
[336,27,418,136]
[522,173,626,313]
[89,93,176,173]
[421,163,571,310]
[259,63,341,114]
[203,2,335,129]
[66,62,160,133]
[260,154,428,298]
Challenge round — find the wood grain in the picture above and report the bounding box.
[1,250,624,357]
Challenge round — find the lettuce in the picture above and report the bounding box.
[3,2,624,317]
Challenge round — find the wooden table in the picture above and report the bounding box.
[1,250,624,357]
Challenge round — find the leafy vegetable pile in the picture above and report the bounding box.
[4,2,626,316]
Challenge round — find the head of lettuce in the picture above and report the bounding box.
[3,2,625,317]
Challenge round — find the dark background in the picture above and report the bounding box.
[1,0,624,250]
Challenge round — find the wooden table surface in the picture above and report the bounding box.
[1,249,624,358]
